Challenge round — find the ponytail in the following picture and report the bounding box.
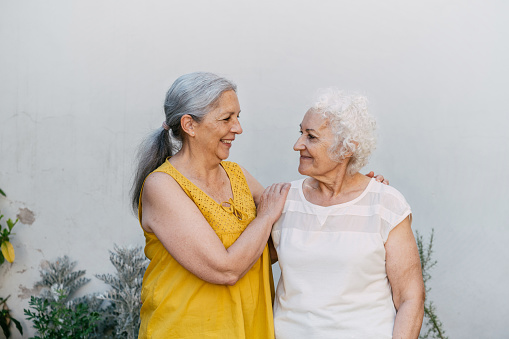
[130,72,237,213]
[130,127,175,212]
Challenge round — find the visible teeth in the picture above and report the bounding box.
[222,140,232,144]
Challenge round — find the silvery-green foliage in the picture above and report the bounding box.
[26,258,103,338]
[37,256,89,303]
[416,229,448,339]
[96,245,148,339]
[73,293,116,339]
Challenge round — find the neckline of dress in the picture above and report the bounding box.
[165,158,236,206]
[297,177,375,209]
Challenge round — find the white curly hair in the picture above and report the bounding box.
[311,88,377,175]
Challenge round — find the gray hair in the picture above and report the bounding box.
[131,72,237,211]
[311,88,377,175]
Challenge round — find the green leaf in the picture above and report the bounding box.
[0,188,5,197]
[7,218,17,232]
[0,318,11,338]
[11,316,23,335]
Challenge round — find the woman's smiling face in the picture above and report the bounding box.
[293,110,343,177]
[193,90,242,161]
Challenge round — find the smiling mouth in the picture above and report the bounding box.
[221,140,233,144]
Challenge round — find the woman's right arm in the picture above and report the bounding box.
[240,166,280,263]
[240,166,264,207]
[141,172,289,285]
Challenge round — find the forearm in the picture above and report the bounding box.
[392,299,424,339]
[213,214,274,285]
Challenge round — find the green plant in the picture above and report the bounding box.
[24,257,104,338]
[0,188,19,264]
[96,245,148,339]
[24,289,101,339]
[36,256,90,302]
[22,248,148,339]
[1,296,23,338]
[416,229,448,339]
[0,188,23,338]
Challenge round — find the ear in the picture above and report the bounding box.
[343,141,358,158]
[180,114,196,137]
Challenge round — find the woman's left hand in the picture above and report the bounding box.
[366,171,389,185]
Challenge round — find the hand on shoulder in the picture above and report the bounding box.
[366,171,389,185]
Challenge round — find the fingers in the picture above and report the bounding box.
[260,183,290,205]
[257,183,290,223]
[368,171,390,185]
[374,175,389,185]
[266,182,290,194]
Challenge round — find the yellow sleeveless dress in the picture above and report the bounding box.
[138,160,275,339]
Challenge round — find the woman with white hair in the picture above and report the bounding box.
[271,89,425,338]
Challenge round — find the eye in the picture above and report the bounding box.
[307,134,316,140]
[223,113,240,121]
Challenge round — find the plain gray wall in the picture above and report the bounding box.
[1,1,508,338]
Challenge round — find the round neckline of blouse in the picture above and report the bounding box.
[297,177,376,209]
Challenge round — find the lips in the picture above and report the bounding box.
[220,139,234,149]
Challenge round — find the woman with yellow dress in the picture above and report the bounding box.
[131,72,290,339]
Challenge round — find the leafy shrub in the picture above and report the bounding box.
[23,247,148,339]
[23,256,103,338]
[24,289,101,339]
[416,229,448,339]
[96,245,148,339]
[0,188,23,338]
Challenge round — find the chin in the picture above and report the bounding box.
[297,165,309,176]
[218,152,230,160]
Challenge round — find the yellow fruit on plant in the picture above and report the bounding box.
[1,241,15,263]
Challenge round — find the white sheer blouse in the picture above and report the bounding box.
[272,178,411,339]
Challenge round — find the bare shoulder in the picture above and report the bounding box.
[140,171,189,232]
[238,165,264,205]
[142,171,181,200]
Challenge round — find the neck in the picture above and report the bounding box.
[170,143,223,183]
[306,163,366,199]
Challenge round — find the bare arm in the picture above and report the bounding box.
[240,166,280,263]
[386,216,425,339]
[240,166,265,206]
[141,172,290,286]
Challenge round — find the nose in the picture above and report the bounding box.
[231,117,243,135]
[293,135,305,151]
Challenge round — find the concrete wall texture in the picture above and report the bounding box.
[1,1,508,338]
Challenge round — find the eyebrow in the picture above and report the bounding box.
[299,124,316,133]
[224,110,241,115]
